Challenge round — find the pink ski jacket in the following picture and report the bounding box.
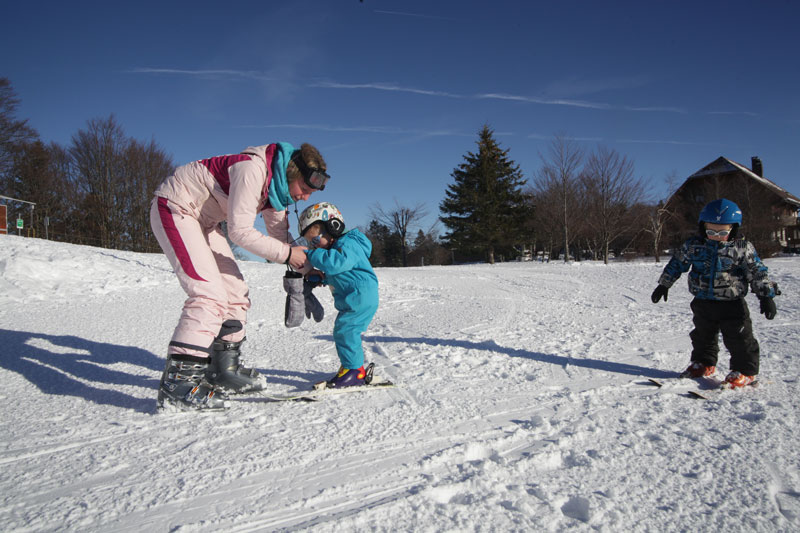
[154,143,295,263]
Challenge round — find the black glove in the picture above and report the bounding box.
[283,271,305,328]
[651,285,669,303]
[303,280,324,322]
[759,297,777,320]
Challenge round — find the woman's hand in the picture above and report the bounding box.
[288,245,309,270]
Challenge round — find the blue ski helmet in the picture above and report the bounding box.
[698,198,743,225]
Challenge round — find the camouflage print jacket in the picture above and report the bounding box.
[658,235,779,301]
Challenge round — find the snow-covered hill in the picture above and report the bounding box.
[1,234,799,532]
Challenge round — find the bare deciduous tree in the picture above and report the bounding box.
[581,146,646,264]
[641,201,669,263]
[120,138,175,252]
[70,115,129,248]
[69,115,174,251]
[640,172,680,263]
[370,200,428,267]
[534,134,584,262]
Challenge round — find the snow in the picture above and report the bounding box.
[1,234,799,532]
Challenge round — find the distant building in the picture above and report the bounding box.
[663,156,800,253]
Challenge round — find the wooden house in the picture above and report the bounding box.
[663,156,800,253]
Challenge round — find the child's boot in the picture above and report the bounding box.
[157,355,229,411]
[207,339,266,394]
[680,361,716,378]
[723,371,756,389]
[326,365,367,388]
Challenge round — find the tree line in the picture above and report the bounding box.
[8,78,777,266]
[0,77,660,264]
[433,125,653,265]
[1,79,173,252]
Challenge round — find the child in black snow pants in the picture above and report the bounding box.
[650,198,780,388]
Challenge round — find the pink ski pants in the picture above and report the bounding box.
[150,197,249,357]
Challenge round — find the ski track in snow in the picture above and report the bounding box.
[1,235,799,532]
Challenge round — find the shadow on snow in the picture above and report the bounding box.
[359,335,675,380]
[0,327,672,413]
[0,328,163,413]
[0,329,331,412]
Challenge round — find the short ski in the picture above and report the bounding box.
[238,380,396,403]
[234,364,395,403]
[645,375,759,399]
[687,390,711,400]
[650,379,714,400]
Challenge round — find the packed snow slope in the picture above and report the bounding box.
[1,234,799,532]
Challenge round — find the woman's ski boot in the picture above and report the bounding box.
[157,355,229,411]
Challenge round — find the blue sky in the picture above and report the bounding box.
[2,0,798,236]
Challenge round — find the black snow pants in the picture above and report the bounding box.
[689,298,760,375]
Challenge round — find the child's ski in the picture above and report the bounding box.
[238,379,396,403]
[645,376,760,400]
[645,375,723,399]
[234,362,396,403]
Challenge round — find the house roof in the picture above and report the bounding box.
[686,156,800,207]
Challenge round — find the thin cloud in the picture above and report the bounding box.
[317,80,685,114]
[134,68,687,115]
[707,110,760,117]
[373,10,456,21]
[621,104,687,113]
[130,68,276,81]
[477,93,612,110]
[311,81,462,99]
[316,82,612,110]
[543,75,651,97]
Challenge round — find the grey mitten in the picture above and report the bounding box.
[303,281,324,322]
[283,272,305,328]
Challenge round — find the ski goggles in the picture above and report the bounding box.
[291,151,330,191]
[705,228,731,237]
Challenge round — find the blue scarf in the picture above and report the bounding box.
[267,142,295,211]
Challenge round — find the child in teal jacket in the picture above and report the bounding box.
[298,202,379,387]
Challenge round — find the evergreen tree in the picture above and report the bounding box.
[365,220,404,267]
[413,229,427,249]
[0,78,38,191]
[440,125,531,263]
[409,229,449,266]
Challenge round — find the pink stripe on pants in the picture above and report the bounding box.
[150,197,250,356]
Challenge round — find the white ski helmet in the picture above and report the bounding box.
[298,202,345,238]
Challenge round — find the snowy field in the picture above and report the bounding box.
[1,234,799,532]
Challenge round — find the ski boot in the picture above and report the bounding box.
[324,363,374,389]
[723,371,756,389]
[157,354,229,411]
[206,338,266,394]
[679,361,716,378]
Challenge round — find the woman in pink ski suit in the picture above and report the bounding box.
[150,142,328,410]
